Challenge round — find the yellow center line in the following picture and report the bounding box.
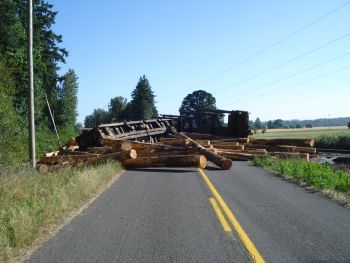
[209,198,232,232]
[198,168,266,263]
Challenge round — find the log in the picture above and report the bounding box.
[86,149,137,165]
[159,138,190,147]
[195,140,211,146]
[217,149,267,156]
[245,144,296,152]
[44,151,59,157]
[177,133,232,170]
[40,153,101,165]
[122,155,207,169]
[211,141,239,146]
[218,152,256,161]
[87,146,112,154]
[270,152,309,161]
[250,138,314,147]
[100,139,185,152]
[212,144,244,150]
[66,137,78,147]
[159,137,177,142]
[294,147,317,154]
[137,148,199,157]
[211,138,249,143]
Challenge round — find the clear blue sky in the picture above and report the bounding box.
[51,0,350,124]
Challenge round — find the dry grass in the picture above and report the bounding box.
[0,161,121,262]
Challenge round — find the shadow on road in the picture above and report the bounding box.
[125,168,196,173]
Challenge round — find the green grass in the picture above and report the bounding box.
[253,157,350,195]
[251,126,349,139]
[0,161,121,262]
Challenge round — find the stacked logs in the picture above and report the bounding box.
[38,132,316,172]
[181,133,316,161]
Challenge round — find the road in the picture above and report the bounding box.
[28,162,350,263]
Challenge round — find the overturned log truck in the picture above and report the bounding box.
[163,108,251,138]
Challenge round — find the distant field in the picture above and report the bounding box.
[251,126,349,139]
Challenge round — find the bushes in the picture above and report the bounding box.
[253,157,350,194]
[315,134,350,149]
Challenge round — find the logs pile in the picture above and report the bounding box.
[38,132,316,172]
[179,133,316,161]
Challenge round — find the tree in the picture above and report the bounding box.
[348,121,350,129]
[108,96,127,122]
[306,123,313,128]
[272,119,283,129]
[179,90,218,129]
[127,75,158,120]
[267,120,274,129]
[84,108,110,127]
[57,69,78,127]
[254,118,262,129]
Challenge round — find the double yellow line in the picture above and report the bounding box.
[198,168,265,263]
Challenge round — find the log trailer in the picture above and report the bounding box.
[76,109,250,150]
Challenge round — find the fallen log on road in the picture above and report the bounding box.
[122,155,207,169]
[177,133,232,170]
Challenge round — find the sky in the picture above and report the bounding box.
[50,0,350,124]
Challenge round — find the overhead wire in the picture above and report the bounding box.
[212,32,350,95]
[219,52,350,103]
[160,0,350,102]
[220,64,350,108]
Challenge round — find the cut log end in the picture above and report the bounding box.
[220,159,232,170]
[38,164,49,173]
[198,155,207,169]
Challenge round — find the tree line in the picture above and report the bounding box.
[84,82,220,128]
[250,116,350,130]
[0,0,78,166]
[84,75,158,127]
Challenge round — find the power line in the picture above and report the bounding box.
[160,0,350,101]
[221,64,350,108]
[219,52,350,103]
[212,32,350,95]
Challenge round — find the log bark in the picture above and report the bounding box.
[217,149,267,156]
[86,149,137,164]
[159,138,190,146]
[40,153,101,165]
[137,148,199,157]
[294,147,317,154]
[212,144,244,150]
[250,138,314,147]
[218,152,256,161]
[100,139,185,152]
[177,133,232,170]
[122,155,207,169]
[86,146,112,154]
[245,144,296,152]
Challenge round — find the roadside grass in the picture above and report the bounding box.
[0,161,121,262]
[252,157,350,198]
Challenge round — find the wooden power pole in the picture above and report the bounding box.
[28,0,36,168]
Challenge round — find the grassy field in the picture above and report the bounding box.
[0,162,122,262]
[251,126,349,139]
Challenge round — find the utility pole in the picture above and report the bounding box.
[28,0,36,168]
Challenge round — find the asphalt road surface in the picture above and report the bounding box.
[28,162,350,263]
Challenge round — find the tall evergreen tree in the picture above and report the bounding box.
[127,75,158,120]
[57,69,78,127]
[108,96,127,122]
